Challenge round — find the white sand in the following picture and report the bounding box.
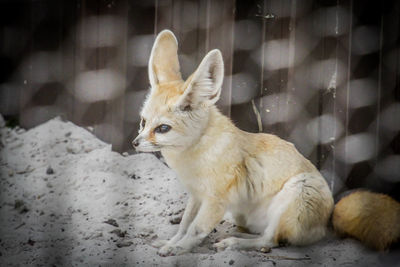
[0,117,398,266]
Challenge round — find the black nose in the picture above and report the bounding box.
[132,139,139,147]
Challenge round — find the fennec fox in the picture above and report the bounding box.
[132,30,334,256]
[333,190,400,251]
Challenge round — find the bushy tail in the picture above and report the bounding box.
[332,190,400,251]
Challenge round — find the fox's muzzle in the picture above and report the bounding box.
[132,135,160,152]
[132,136,141,149]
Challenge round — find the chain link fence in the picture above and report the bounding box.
[0,0,399,199]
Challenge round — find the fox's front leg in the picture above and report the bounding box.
[158,199,225,256]
[154,196,200,248]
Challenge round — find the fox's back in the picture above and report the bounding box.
[242,131,318,182]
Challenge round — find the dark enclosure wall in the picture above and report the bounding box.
[1,0,399,199]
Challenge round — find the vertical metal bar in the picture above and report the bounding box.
[375,11,384,165]
[154,0,158,35]
[344,0,353,173]
[205,0,211,53]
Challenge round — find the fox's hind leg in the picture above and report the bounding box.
[214,173,333,251]
[274,173,333,246]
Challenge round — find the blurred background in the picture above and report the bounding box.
[0,0,399,199]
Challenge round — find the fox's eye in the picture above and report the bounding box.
[154,124,171,134]
[141,118,146,129]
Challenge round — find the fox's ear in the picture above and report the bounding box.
[148,30,182,87]
[177,49,224,109]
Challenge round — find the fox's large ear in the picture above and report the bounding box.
[177,49,224,109]
[148,30,182,87]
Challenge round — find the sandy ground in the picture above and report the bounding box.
[0,116,399,266]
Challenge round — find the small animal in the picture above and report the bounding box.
[133,29,334,256]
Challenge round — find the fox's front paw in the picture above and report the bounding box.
[152,239,168,248]
[213,237,240,251]
[157,244,188,257]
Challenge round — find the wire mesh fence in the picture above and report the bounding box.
[0,0,399,198]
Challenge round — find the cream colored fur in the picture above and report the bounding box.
[133,30,334,256]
